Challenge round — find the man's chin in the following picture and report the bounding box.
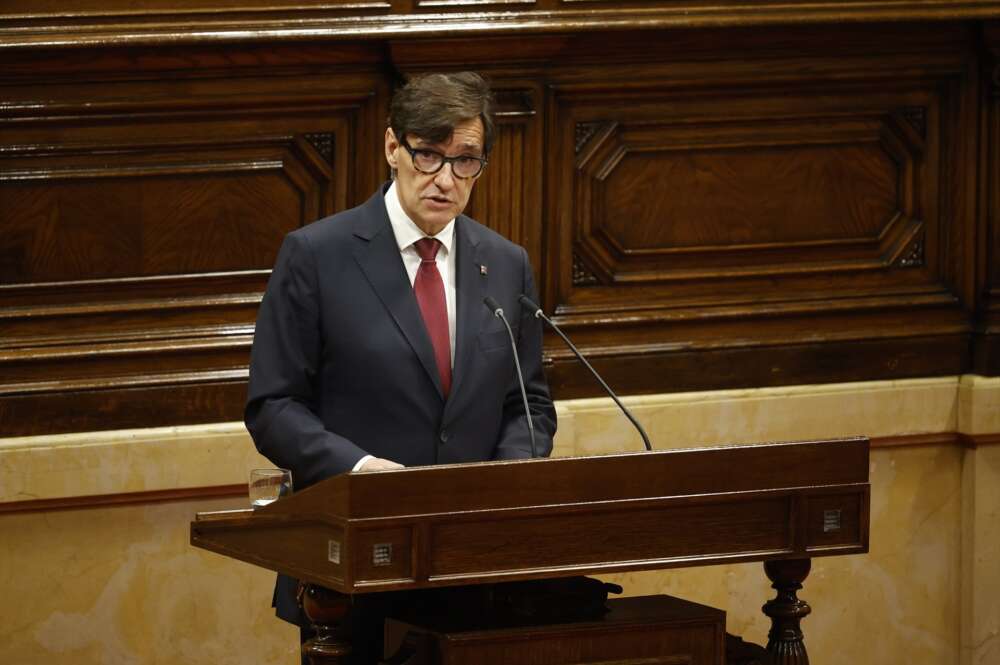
[417,208,457,228]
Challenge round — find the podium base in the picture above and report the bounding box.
[383,594,727,665]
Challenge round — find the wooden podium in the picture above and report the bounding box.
[192,438,869,664]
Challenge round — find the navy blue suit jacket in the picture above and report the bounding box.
[245,184,556,623]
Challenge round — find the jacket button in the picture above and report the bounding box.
[439,430,449,443]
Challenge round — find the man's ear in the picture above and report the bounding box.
[385,127,399,169]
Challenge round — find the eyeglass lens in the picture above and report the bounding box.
[411,149,484,178]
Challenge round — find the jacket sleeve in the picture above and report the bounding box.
[493,246,557,460]
[244,232,369,487]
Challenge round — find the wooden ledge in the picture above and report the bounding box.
[0,2,999,51]
[0,484,247,515]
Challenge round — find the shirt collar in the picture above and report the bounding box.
[385,181,455,255]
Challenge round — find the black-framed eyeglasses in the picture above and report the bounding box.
[400,137,487,179]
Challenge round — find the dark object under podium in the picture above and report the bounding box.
[384,594,728,665]
[191,437,870,664]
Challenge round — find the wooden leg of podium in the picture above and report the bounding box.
[762,558,812,665]
[300,583,353,665]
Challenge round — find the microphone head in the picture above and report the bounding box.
[483,296,503,317]
[518,294,542,316]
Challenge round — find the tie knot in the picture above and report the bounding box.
[414,237,441,262]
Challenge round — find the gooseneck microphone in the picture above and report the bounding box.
[518,294,653,452]
[483,296,538,459]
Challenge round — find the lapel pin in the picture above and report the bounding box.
[480,264,488,276]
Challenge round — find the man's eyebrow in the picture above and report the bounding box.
[413,139,483,153]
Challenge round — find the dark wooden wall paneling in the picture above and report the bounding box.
[0,14,998,436]
[977,23,1000,373]
[539,26,982,397]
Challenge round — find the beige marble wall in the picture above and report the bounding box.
[552,376,964,457]
[0,498,299,665]
[958,376,1000,665]
[0,376,997,665]
[0,423,265,503]
[959,376,1000,665]
[961,445,1000,665]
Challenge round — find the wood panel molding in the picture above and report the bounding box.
[544,334,971,399]
[0,379,249,436]
[0,484,248,515]
[570,112,923,282]
[870,432,961,448]
[1,1,999,50]
[869,431,1000,448]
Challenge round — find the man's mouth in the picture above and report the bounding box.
[424,195,452,206]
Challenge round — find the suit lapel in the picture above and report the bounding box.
[352,192,445,400]
[446,216,487,414]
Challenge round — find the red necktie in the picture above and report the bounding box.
[413,238,451,397]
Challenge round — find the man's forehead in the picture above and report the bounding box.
[411,118,484,150]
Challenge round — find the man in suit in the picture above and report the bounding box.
[245,71,557,662]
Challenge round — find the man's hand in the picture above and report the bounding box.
[357,457,404,472]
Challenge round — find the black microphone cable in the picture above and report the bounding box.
[519,294,652,451]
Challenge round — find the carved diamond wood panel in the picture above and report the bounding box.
[542,42,977,397]
[572,114,923,282]
[550,72,964,310]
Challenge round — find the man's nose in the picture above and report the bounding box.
[433,162,456,188]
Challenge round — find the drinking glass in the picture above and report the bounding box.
[249,468,293,509]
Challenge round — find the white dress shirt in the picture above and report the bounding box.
[353,182,458,472]
[384,181,457,364]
